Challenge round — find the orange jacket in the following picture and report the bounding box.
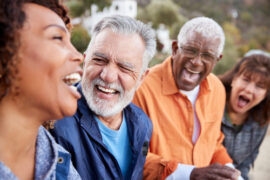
[133,57,232,179]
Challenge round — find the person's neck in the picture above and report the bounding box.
[0,96,41,179]
[97,112,123,130]
[227,104,248,125]
[0,96,40,157]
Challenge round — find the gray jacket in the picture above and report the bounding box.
[0,126,81,180]
[222,111,268,180]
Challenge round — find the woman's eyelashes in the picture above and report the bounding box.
[52,35,63,41]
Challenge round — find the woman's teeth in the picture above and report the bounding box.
[63,73,81,85]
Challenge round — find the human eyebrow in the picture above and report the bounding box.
[204,49,217,57]
[117,61,136,71]
[201,51,215,57]
[43,24,67,33]
[93,52,109,60]
[181,46,196,51]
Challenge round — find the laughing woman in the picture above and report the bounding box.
[0,0,82,179]
[219,52,270,180]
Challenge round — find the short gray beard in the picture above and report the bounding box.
[81,77,138,117]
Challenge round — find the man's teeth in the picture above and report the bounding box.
[187,69,200,74]
[97,85,116,93]
[64,73,81,85]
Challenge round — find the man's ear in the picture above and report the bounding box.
[218,54,223,61]
[136,69,149,89]
[140,69,149,82]
[83,53,86,68]
[172,40,179,56]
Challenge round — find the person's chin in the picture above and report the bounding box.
[58,103,77,119]
[180,82,198,91]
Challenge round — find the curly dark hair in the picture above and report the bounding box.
[0,0,70,101]
[219,54,270,126]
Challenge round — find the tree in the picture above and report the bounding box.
[71,25,91,53]
[66,0,111,18]
[66,0,85,17]
[137,0,151,7]
[222,22,241,44]
[213,33,240,75]
[82,0,111,12]
[169,19,186,39]
[137,0,183,29]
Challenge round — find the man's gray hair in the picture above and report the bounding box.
[85,15,156,71]
[177,17,225,56]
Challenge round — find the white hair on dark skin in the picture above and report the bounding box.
[177,17,225,57]
[85,15,156,72]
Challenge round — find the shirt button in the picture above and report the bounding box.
[58,157,64,164]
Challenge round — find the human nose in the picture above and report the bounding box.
[100,64,118,83]
[190,53,203,65]
[244,82,256,94]
[69,43,83,64]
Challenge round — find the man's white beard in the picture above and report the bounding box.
[81,77,137,117]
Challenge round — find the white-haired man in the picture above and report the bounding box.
[133,17,242,180]
[50,15,156,180]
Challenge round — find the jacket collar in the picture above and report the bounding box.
[0,127,59,180]
[161,56,212,96]
[76,84,103,142]
[76,83,149,150]
[222,109,260,131]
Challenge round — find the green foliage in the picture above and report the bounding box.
[172,0,232,23]
[213,21,242,75]
[66,0,111,17]
[137,7,151,24]
[172,0,270,52]
[245,26,270,49]
[66,1,85,18]
[245,39,260,50]
[137,0,182,29]
[71,25,91,53]
[149,52,169,67]
[83,0,111,12]
[213,34,240,75]
[222,22,241,43]
[138,0,270,74]
[169,19,187,39]
[137,0,151,7]
[239,11,253,26]
[237,26,270,56]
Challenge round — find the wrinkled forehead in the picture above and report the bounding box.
[181,31,220,53]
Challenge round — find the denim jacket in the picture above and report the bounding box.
[0,126,81,180]
[50,84,153,180]
[222,110,268,180]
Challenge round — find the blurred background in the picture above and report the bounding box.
[63,0,270,75]
[63,1,270,178]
